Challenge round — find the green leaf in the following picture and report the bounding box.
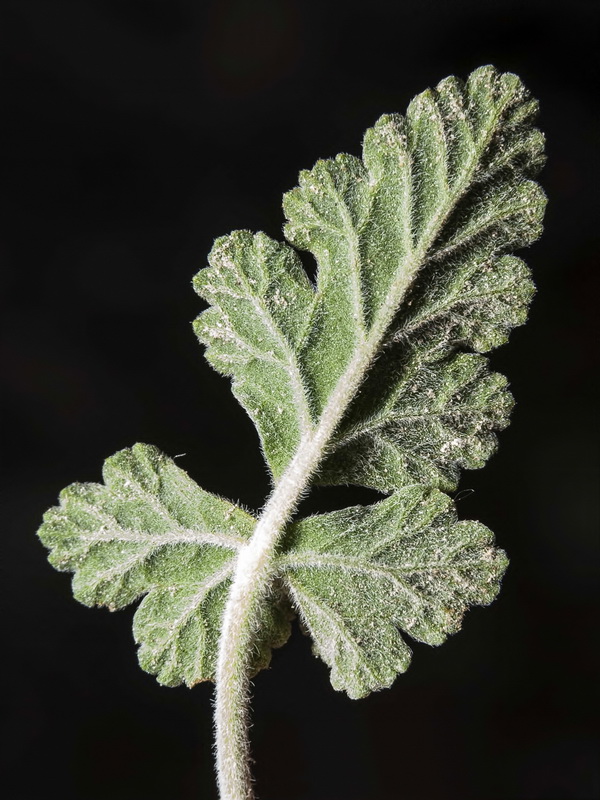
[394,253,535,357]
[38,444,291,687]
[194,231,316,480]
[317,353,513,493]
[195,66,545,492]
[278,487,508,698]
[39,67,545,708]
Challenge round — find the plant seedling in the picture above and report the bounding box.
[39,66,546,799]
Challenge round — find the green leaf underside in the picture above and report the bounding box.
[318,352,513,493]
[194,232,315,479]
[39,67,545,696]
[38,444,291,687]
[278,487,508,698]
[195,65,545,491]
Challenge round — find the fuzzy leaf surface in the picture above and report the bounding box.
[278,487,508,698]
[39,67,545,707]
[317,352,513,492]
[194,231,316,480]
[38,444,291,686]
[195,65,545,491]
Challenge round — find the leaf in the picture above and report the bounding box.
[38,444,291,687]
[195,66,545,492]
[278,487,508,698]
[194,231,316,480]
[393,253,535,357]
[39,67,545,709]
[317,353,513,493]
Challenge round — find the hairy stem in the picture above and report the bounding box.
[214,431,327,800]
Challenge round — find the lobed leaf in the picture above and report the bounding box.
[38,444,291,686]
[39,67,545,701]
[278,487,508,698]
[196,66,546,492]
[318,353,513,493]
[194,231,316,481]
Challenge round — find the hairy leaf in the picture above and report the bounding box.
[194,231,315,479]
[195,65,545,492]
[278,487,508,698]
[39,67,544,705]
[318,352,513,492]
[38,444,291,686]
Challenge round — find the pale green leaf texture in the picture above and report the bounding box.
[318,352,513,492]
[195,66,545,492]
[278,487,508,698]
[39,67,543,699]
[194,231,315,479]
[38,444,291,687]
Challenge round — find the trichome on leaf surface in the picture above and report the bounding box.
[39,66,546,800]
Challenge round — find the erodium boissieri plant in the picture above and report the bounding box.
[39,66,546,799]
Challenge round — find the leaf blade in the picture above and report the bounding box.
[318,353,513,492]
[38,443,291,686]
[279,487,508,698]
[284,65,545,490]
[194,230,316,480]
[195,67,545,492]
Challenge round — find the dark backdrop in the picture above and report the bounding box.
[1,1,598,799]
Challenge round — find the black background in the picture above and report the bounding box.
[1,1,598,799]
